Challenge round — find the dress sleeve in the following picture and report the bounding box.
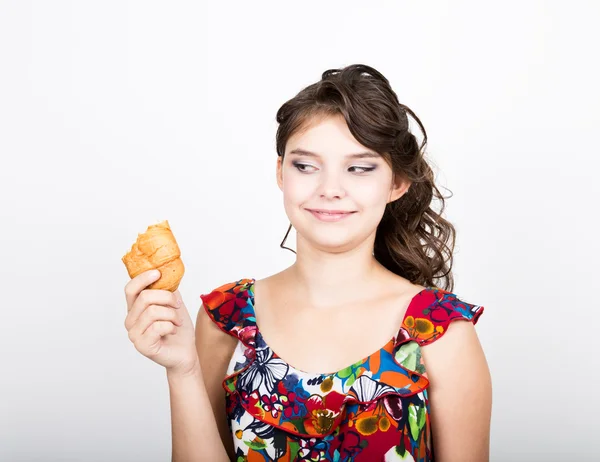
[402,288,485,347]
[199,278,255,338]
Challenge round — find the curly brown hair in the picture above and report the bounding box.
[275,64,456,292]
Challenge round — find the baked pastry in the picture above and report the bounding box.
[122,220,185,292]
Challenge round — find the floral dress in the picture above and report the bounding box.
[200,278,484,462]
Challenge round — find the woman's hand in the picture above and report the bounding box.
[124,270,199,376]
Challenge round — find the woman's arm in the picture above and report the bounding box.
[167,365,230,462]
[195,303,238,460]
[421,320,492,462]
[167,303,237,462]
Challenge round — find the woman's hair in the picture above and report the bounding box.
[275,64,456,292]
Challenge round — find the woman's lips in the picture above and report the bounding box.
[306,209,357,222]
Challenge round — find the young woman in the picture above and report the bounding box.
[124,64,492,462]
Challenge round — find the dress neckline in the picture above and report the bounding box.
[245,277,434,377]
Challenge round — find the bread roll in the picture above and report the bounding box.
[122,220,185,292]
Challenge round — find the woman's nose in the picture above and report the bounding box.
[318,172,346,199]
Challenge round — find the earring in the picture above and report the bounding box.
[280,222,297,254]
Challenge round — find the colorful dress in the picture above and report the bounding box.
[200,278,484,462]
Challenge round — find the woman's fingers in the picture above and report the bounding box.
[134,321,178,356]
[128,304,182,342]
[125,288,181,331]
[124,269,161,309]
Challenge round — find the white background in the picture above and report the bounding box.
[1,1,599,461]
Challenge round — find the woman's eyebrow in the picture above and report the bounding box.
[288,149,380,159]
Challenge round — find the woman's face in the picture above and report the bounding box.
[277,114,409,253]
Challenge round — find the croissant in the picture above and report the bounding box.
[122,220,185,292]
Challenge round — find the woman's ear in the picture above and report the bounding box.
[388,172,411,203]
[276,156,284,191]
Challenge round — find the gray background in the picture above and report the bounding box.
[1,0,598,460]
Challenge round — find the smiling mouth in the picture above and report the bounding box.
[307,209,356,214]
[306,209,357,221]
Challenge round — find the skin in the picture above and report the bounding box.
[125,272,231,462]
[197,112,492,461]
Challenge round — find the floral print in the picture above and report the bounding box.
[200,278,484,461]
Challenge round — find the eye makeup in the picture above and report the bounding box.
[291,161,376,174]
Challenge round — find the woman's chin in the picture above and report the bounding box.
[304,235,359,253]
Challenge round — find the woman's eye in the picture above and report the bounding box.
[292,162,317,173]
[291,162,376,174]
[349,166,376,174]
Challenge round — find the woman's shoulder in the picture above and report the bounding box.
[400,285,485,347]
[200,277,254,299]
[199,277,256,335]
